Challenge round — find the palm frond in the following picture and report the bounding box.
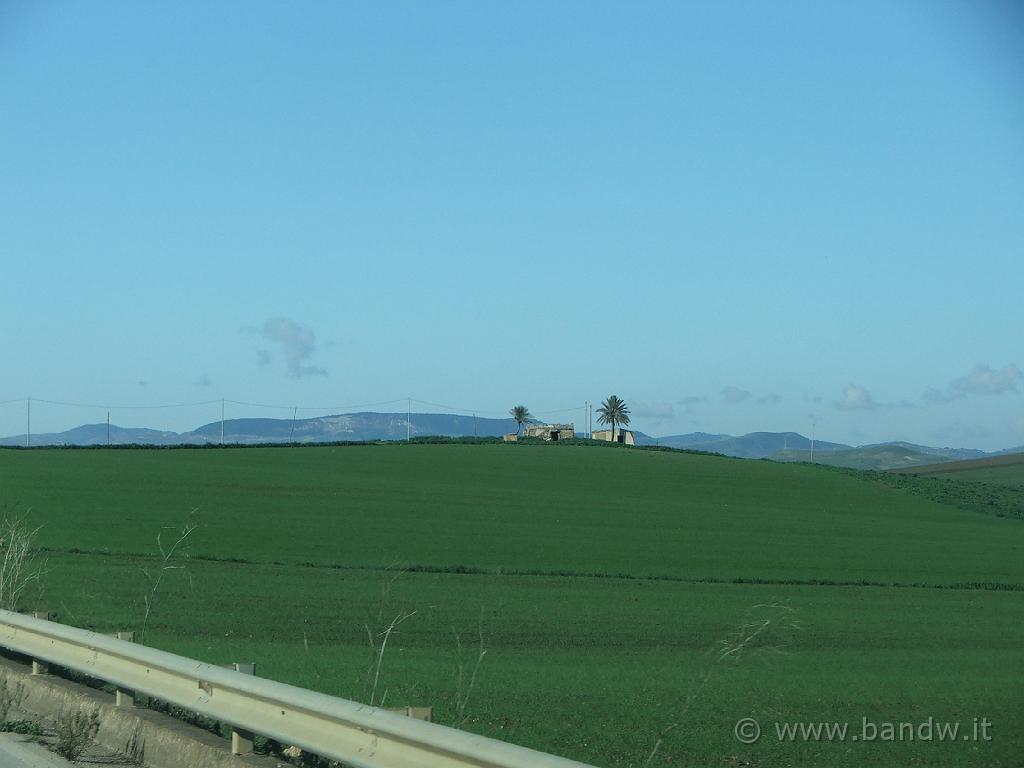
[596,396,630,426]
[509,405,532,433]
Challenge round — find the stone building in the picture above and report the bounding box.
[592,427,635,445]
[520,423,575,441]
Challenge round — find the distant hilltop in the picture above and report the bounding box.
[2,412,1020,471]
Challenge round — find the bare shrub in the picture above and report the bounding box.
[0,515,47,611]
[0,677,25,721]
[123,720,146,765]
[644,602,801,766]
[54,706,101,762]
[357,566,417,708]
[139,511,198,643]
[365,610,417,707]
[452,607,489,726]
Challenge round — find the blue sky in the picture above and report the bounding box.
[1,1,1022,449]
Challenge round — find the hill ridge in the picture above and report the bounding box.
[1,413,1012,469]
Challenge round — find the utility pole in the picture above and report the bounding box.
[107,411,110,446]
[810,419,816,463]
[473,412,477,437]
[407,398,411,441]
[220,398,225,445]
[26,397,30,448]
[289,406,297,441]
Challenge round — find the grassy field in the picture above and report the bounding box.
[893,451,1024,474]
[2,443,1023,767]
[893,452,1024,490]
[934,465,1024,488]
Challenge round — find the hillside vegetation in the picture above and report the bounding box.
[770,444,955,471]
[2,443,1021,767]
[892,451,1024,488]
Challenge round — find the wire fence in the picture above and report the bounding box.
[0,396,595,446]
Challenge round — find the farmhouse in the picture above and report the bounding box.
[592,427,635,445]
[519,423,575,441]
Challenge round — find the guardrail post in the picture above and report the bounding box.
[386,706,433,721]
[230,663,256,755]
[108,631,136,706]
[31,611,50,674]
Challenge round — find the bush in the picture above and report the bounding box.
[0,515,47,611]
[0,719,41,735]
[0,678,24,721]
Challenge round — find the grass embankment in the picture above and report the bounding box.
[2,444,1022,767]
[892,451,1024,490]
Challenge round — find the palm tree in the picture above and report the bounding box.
[510,405,532,436]
[596,395,630,442]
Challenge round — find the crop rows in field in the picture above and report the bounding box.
[3,443,1022,767]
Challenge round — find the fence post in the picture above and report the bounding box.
[31,611,50,674]
[230,663,256,755]
[109,631,136,706]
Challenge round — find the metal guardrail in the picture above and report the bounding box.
[0,609,597,768]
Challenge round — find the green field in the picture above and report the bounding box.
[936,465,1024,488]
[2,443,1022,767]
[894,453,1024,490]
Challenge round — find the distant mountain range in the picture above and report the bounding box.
[766,444,967,471]
[3,413,1020,470]
[634,432,1020,470]
[0,412,518,447]
[632,432,1009,470]
[636,430,849,458]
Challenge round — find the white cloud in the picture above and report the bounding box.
[834,385,915,411]
[834,384,876,411]
[924,363,1022,404]
[677,395,707,406]
[243,318,327,378]
[631,401,676,420]
[721,386,752,404]
[950,364,1021,397]
[756,393,782,405]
